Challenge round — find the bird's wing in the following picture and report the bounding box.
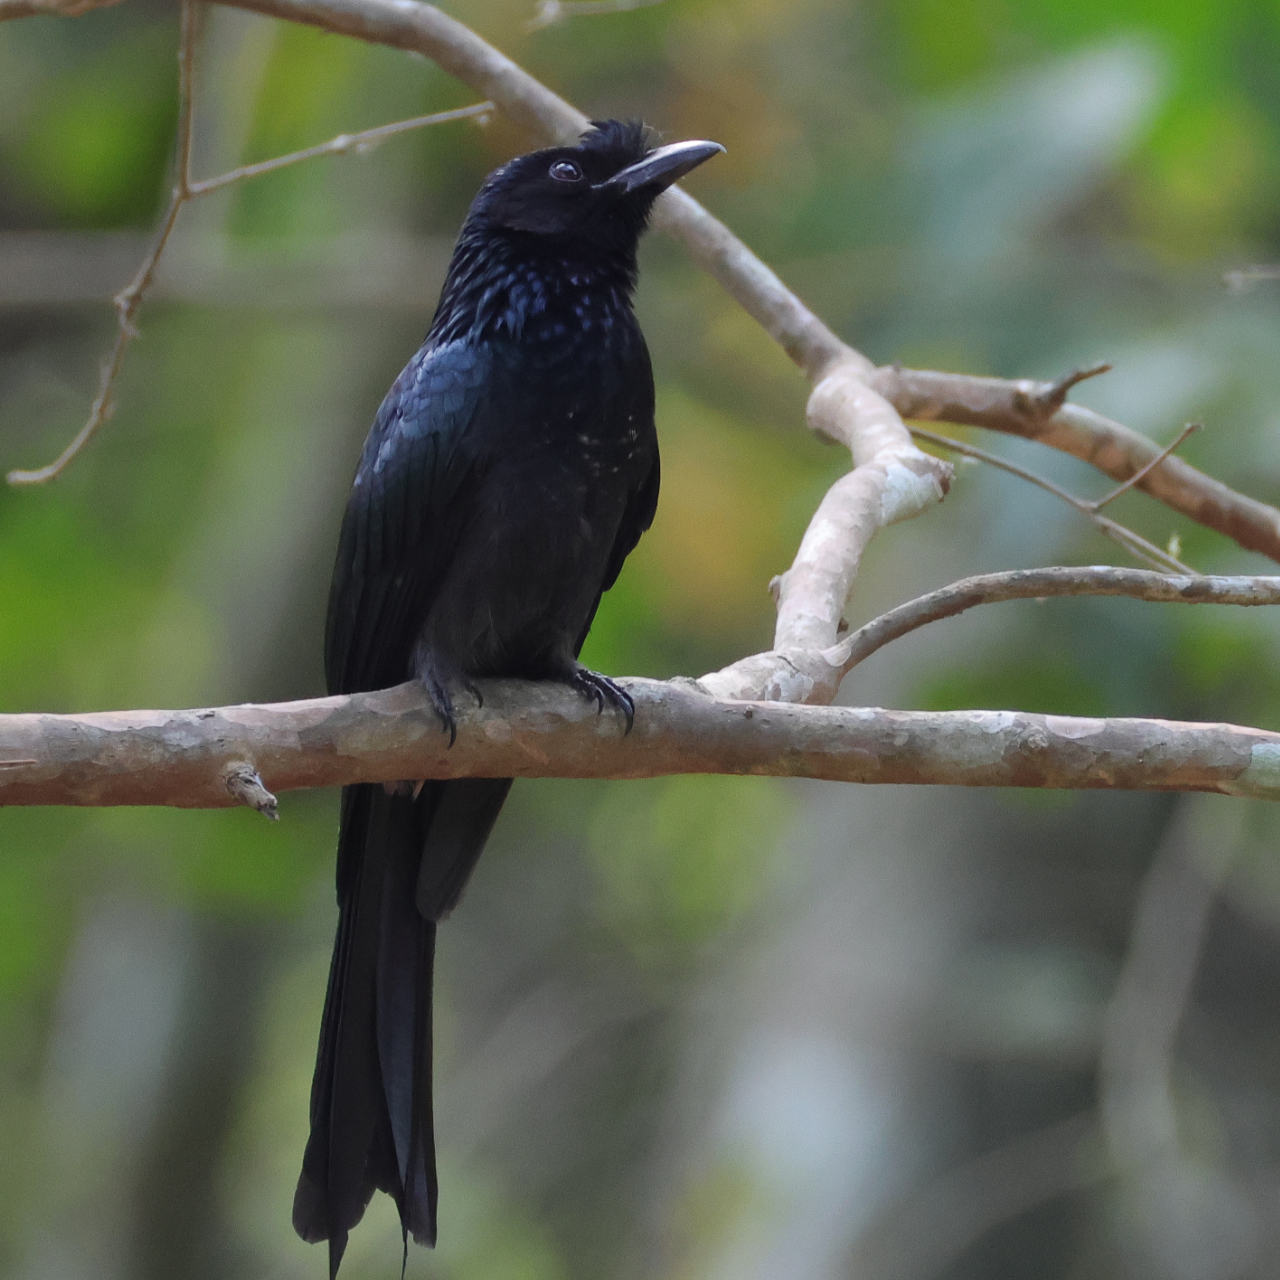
[602,449,660,595]
[575,449,660,656]
[325,339,494,697]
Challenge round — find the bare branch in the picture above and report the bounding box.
[5,3,490,486]
[186,101,492,195]
[1034,361,1112,415]
[6,0,199,486]
[1089,421,1200,513]
[3,679,1280,808]
[527,0,665,31]
[881,365,1280,565]
[909,426,1193,573]
[833,567,1280,679]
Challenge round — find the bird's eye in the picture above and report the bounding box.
[549,160,583,183]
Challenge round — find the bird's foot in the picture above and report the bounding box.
[420,669,458,747]
[568,666,635,734]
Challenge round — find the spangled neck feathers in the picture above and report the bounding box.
[426,221,640,349]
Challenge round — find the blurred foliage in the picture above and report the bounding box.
[5,0,1280,1278]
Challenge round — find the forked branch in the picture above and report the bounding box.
[5,0,491,486]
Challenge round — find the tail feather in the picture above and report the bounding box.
[294,776,512,1271]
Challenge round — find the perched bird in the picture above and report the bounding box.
[293,120,723,1275]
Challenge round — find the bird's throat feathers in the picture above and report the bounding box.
[427,225,641,349]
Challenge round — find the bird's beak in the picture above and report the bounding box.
[594,139,726,194]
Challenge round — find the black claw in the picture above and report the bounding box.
[464,680,485,710]
[569,668,635,734]
[422,673,458,747]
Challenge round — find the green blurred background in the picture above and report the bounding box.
[5,1,1280,1277]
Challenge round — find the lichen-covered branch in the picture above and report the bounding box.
[2,680,1280,810]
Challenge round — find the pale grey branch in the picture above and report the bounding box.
[2,680,1280,809]
[835,567,1280,680]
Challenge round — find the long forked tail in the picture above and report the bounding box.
[293,777,512,1277]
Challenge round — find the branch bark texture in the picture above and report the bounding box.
[3,681,1280,810]
[880,366,1280,564]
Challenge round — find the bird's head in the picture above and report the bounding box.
[474,120,724,251]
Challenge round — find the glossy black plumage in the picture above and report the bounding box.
[294,121,722,1275]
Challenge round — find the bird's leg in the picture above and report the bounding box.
[413,645,461,747]
[566,665,635,734]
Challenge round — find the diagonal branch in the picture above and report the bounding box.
[909,426,1194,573]
[186,101,492,195]
[1089,422,1200,513]
[881,365,1280,565]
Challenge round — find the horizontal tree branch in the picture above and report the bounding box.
[834,567,1280,675]
[3,680,1280,810]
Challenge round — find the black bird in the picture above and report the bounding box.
[293,120,723,1275]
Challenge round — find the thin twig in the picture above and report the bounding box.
[882,365,1280,566]
[832,566,1280,678]
[187,102,492,195]
[1089,422,1200,513]
[6,0,199,487]
[527,0,665,30]
[1031,361,1112,416]
[5,6,490,487]
[909,426,1195,574]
